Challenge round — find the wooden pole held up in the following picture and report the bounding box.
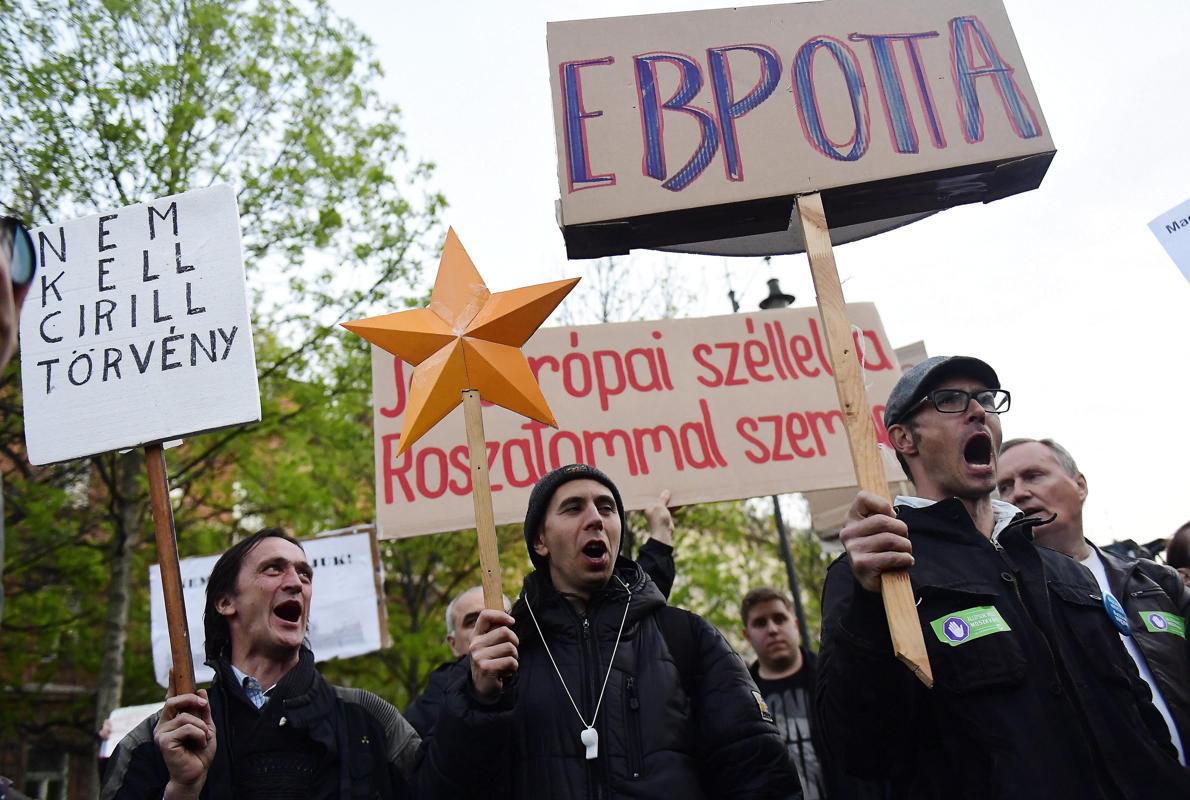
[463,390,504,611]
[795,192,933,688]
[145,443,195,694]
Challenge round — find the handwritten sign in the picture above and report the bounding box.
[1149,197,1190,285]
[371,304,904,539]
[547,0,1054,258]
[149,530,384,688]
[19,185,260,465]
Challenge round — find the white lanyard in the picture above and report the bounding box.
[523,577,632,760]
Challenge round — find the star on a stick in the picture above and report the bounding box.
[342,228,579,455]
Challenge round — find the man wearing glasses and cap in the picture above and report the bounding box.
[815,356,1189,798]
[0,215,34,626]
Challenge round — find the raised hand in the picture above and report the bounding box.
[839,490,914,593]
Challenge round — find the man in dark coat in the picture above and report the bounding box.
[998,436,1190,765]
[818,355,1190,799]
[406,492,677,739]
[100,528,421,800]
[420,464,801,799]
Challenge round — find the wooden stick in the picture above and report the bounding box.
[367,526,392,649]
[795,192,934,688]
[462,390,504,611]
[144,443,195,694]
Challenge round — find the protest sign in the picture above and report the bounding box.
[148,529,385,688]
[370,303,904,539]
[547,0,1054,258]
[98,702,165,758]
[20,184,261,466]
[1149,197,1190,285]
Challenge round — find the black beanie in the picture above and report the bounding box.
[523,464,626,570]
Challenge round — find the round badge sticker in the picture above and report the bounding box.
[1103,593,1131,636]
[1149,613,1168,631]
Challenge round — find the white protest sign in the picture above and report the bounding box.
[98,701,165,758]
[20,185,261,465]
[1149,197,1190,286]
[371,303,905,539]
[149,530,385,688]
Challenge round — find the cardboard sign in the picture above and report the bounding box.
[148,530,385,688]
[20,185,261,465]
[371,304,905,539]
[547,0,1054,258]
[1149,197,1190,285]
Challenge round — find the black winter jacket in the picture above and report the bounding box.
[817,499,1190,800]
[100,649,421,800]
[1094,542,1190,752]
[420,558,802,799]
[406,539,676,741]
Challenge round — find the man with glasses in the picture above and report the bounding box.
[816,356,1189,798]
[0,215,34,625]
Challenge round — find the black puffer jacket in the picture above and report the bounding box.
[421,558,801,799]
[406,540,677,741]
[817,500,1190,800]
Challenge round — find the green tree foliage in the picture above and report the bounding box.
[0,0,444,788]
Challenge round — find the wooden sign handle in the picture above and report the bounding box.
[795,192,934,688]
[462,390,504,611]
[145,443,195,695]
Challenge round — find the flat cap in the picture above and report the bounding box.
[883,355,1000,428]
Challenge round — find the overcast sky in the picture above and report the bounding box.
[330,0,1190,547]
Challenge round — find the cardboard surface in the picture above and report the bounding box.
[20,185,260,465]
[547,0,1054,257]
[370,303,905,539]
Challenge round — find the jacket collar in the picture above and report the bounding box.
[515,557,665,632]
[895,495,1022,540]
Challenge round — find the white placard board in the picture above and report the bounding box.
[20,185,261,465]
[98,701,165,758]
[149,530,384,688]
[1149,197,1190,285]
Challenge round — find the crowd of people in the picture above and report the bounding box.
[86,354,1190,799]
[2,225,1186,798]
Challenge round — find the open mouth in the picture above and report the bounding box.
[274,599,303,624]
[963,432,993,467]
[581,540,608,561]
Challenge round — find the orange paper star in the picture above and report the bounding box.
[343,228,579,455]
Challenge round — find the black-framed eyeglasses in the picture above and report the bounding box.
[1,216,36,287]
[906,388,1011,417]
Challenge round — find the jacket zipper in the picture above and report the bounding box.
[1129,588,1165,599]
[625,675,642,780]
[580,612,610,800]
[997,535,1124,799]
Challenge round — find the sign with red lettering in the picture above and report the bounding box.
[547,0,1054,258]
[19,185,261,465]
[371,303,904,539]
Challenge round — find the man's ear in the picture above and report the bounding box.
[532,533,549,559]
[216,594,236,618]
[1076,473,1088,501]
[888,423,918,457]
